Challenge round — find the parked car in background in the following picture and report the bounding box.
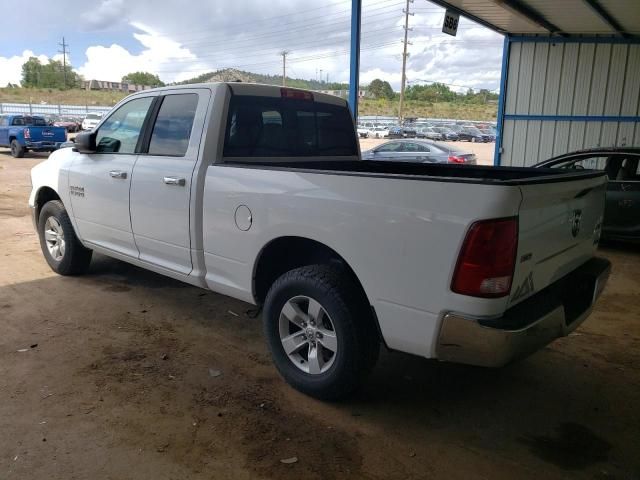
[81,113,103,131]
[357,125,371,138]
[370,126,389,138]
[534,147,640,242]
[416,127,444,141]
[387,126,404,138]
[431,126,459,141]
[401,126,417,138]
[52,115,81,133]
[362,139,476,164]
[479,128,496,142]
[456,125,490,143]
[0,114,67,157]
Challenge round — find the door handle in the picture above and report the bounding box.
[109,170,127,179]
[163,176,186,186]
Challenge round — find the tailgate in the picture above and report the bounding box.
[508,173,607,308]
[29,127,66,142]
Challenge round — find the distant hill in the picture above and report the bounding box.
[176,68,349,91]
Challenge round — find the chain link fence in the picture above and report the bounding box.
[0,102,112,116]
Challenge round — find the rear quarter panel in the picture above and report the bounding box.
[201,166,523,357]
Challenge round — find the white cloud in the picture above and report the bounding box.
[0,50,49,86]
[76,22,209,83]
[0,0,504,91]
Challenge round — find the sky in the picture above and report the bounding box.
[0,0,504,92]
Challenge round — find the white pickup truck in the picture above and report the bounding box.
[29,83,611,399]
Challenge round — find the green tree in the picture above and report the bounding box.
[21,57,42,87]
[121,72,165,87]
[405,83,458,102]
[21,57,81,89]
[368,79,394,100]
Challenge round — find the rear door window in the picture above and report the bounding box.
[223,94,357,158]
[148,94,198,157]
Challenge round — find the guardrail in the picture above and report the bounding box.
[0,102,113,116]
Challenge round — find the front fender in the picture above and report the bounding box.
[29,148,78,233]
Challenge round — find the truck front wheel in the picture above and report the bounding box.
[263,265,379,400]
[10,140,25,158]
[37,200,92,275]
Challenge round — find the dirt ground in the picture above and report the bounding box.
[0,150,639,480]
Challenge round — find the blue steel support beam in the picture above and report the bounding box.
[349,0,362,120]
[494,35,510,166]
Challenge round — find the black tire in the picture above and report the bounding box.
[10,140,25,158]
[38,200,92,275]
[263,265,379,400]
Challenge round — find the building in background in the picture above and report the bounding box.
[82,80,153,93]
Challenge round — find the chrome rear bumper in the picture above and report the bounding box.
[437,257,611,367]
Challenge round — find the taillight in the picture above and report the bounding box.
[24,128,31,139]
[448,155,465,163]
[281,88,313,101]
[451,217,518,298]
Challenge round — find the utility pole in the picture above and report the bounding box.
[398,0,413,123]
[280,50,290,86]
[58,37,70,89]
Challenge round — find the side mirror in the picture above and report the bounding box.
[74,131,96,153]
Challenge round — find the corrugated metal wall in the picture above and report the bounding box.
[499,40,640,167]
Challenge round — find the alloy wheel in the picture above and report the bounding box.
[44,216,66,261]
[278,295,338,375]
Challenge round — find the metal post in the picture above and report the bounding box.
[349,0,362,120]
[493,35,511,166]
[398,0,412,123]
[280,50,290,87]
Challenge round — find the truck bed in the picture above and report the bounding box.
[223,159,605,185]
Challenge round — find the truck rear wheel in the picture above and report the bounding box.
[10,140,25,158]
[38,200,92,275]
[263,265,379,400]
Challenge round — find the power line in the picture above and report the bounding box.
[167,5,406,51]
[152,0,412,43]
[155,39,401,76]
[154,24,405,66]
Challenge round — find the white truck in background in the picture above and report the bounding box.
[29,83,610,399]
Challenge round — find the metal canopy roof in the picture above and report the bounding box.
[426,0,640,37]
